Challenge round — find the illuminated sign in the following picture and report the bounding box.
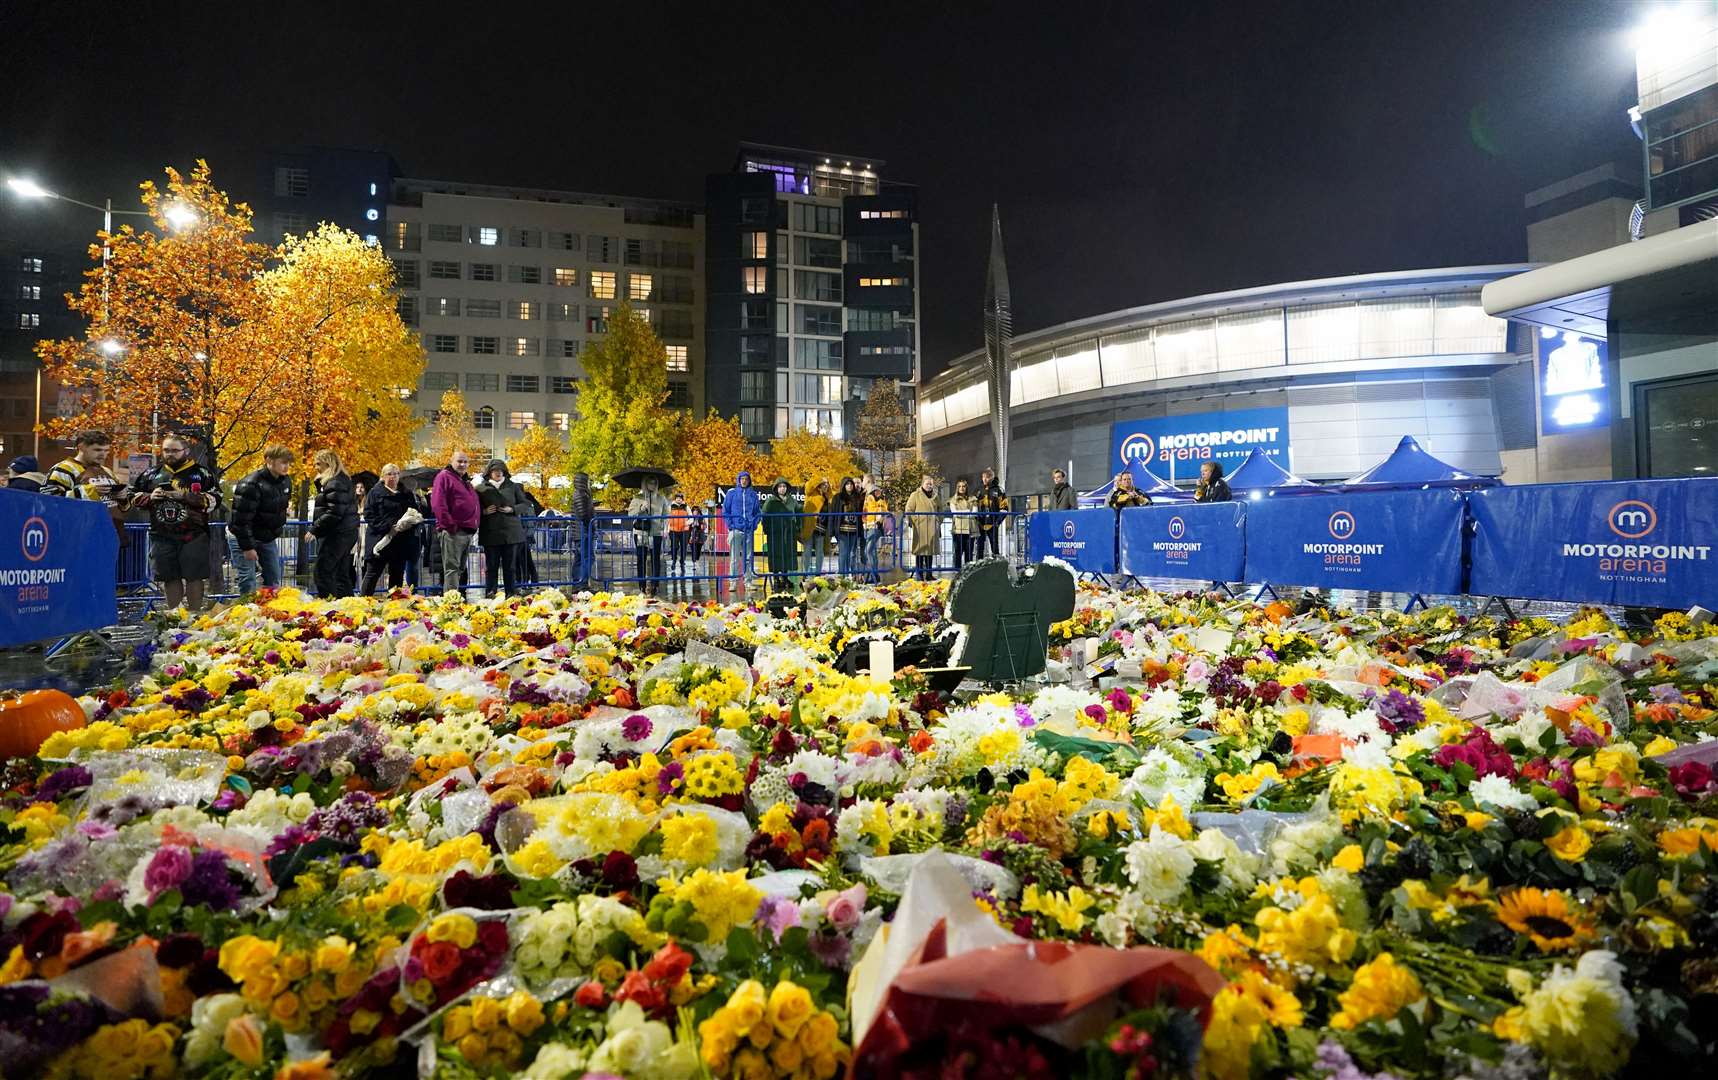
[1110,406,1290,478]
[1539,328,1609,432]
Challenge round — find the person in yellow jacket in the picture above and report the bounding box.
[862,482,889,583]
[799,479,830,578]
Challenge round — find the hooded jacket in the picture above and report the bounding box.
[721,470,761,534]
[476,461,529,547]
[1195,463,1232,503]
[229,466,292,550]
[762,479,799,555]
[6,471,47,493]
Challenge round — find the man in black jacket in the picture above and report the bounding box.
[131,433,223,609]
[227,445,294,595]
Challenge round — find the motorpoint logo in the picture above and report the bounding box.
[1167,516,1186,540]
[1062,520,1077,539]
[1119,433,1155,465]
[1607,500,1656,539]
[21,515,48,562]
[1328,511,1356,540]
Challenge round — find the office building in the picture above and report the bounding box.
[0,243,81,467]
[384,179,704,458]
[705,144,920,450]
[253,148,400,245]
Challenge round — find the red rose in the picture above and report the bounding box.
[643,941,693,986]
[574,980,609,1008]
[476,920,510,954]
[617,970,667,1015]
[420,940,460,984]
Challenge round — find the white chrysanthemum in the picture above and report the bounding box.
[1470,773,1538,812]
[1136,688,1186,725]
[1267,814,1342,876]
[1123,746,1206,810]
[1190,827,1259,894]
[786,750,841,791]
[1030,685,1102,732]
[1124,826,1197,904]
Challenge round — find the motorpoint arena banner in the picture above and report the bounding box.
[1243,489,1465,595]
[1110,406,1290,481]
[0,488,118,647]
[1119,502,1246,582]
[1468,479,1717,608]
[1027,508,1117,574]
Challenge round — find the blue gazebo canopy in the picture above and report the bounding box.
[1341,435,1499,492]
[1226,448,1326,496]
[1078,459,1194,506]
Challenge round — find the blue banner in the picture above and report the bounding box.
[1027,508,1117,574]
[1111,406,1290,480]
[1119,502,1246,581]
[0,489,119,647]
[1243,489,1465,594]
[1468,479,1718,608]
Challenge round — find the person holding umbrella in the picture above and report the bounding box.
[614,466,674,596]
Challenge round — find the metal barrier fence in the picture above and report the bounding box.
[112,511,1033,604]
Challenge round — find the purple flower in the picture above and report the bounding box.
[143,846,194,899]
[807,930,853,969]
[180,849,245,911]
[656,761,685,794]
[1650,683,1687,704]
[621,713,653,742]
[754,896,802,942]
[1013,704,1036,729]
[1569,724,1605,748]
[33,765,93,803]
[1373,688,1425,733]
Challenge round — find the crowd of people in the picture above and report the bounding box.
[6,432,1240,605]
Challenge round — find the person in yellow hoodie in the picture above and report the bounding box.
[799,478,830,579]
[862,478,889,584]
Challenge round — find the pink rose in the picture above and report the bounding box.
[826,884,867,932]
[143,845,194,899]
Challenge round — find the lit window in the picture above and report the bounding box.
[19,257,42,273]
[665,344,689,372]
[587,306,610,334]
[18,284,40,300]
[477,227,499,246]
[17,313,40,329]
[554,267,577,287]
[508,410,537,429]
[858,209,907,220]
[513,301,537,320]
[427,297,458,317]
[510,337,539,356]
[589,271,616,300]
[857,276,907,288]
[742,232,768,259]
[389,221,410,250]
[629,273,654,301]
[743,267,768,294]
[474,407,496,429]
[549,411,570,430]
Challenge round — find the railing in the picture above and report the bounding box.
[112,509,1033,603]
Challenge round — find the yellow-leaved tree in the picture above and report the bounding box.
[505,424,571,510]
[423,389,489,466]
[674,411,762,505]
[766,427,864,493]
[564,305,681,507]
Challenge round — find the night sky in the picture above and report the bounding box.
[2,0,1643,377]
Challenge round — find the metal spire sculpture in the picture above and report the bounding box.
[983,205,1014,489]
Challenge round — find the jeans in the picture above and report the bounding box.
[864,527,885,582]
[485,541,520,597]
[801,531,823,577]
[731,528,755,583]
[837,531,861,576]
[227,535,282,594]
[440,530,474,595]
[952,533,975,572]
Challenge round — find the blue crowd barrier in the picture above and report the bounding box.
[0,488,118,647]
[1026,507,1119,574]
[1119,502,1247,582]
[1243,489,1466,596]
[1469,479,1718,609]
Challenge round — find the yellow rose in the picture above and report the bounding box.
[797,1010,839,1055]
[734,1047,774,1080]
[224,1013,267,1067]
[349,1009,382,1036]
[1331,844,1365,873]
[769,982,814,1037]
[1544,825,1592,862]
[280,950,311,981]
[314,937,354,974]
[270,990,303,1027]
[771,1035,806,1073]
[729,979,767,1031]
[456,1033,489,1062]
[470,995,502,1033]
[427,913,479,950]
[137,1022,178,1062]
[505,992,545,1035]
[442,1007,473,1042]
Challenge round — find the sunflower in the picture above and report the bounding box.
[1496,887,1596,952]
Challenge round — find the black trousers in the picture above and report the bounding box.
[979,528,1000,557]
[634,536,663,593]
[953,534,975,570]
[314,529,357,597]
[914,554,934,581]
[485,542,521,596]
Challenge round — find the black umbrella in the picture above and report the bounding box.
[399,466,441,492]
[611,466,677,489]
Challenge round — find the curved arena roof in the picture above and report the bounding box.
[920,265,1534,438]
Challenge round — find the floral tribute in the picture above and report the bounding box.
[0,581,1713,1078]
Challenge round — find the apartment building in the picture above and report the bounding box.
[384,180,704,459]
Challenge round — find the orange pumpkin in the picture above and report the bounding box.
[1264,601,1294,624]
[0,688,87,759]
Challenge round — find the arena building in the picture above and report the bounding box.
[918,266,1534,499]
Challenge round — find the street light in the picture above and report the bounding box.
[96,339,126,358]
[5,177,51,199]
[162,201,200,232]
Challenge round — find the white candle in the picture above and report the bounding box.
[868,638,895,679]
[1084,637,1101,665]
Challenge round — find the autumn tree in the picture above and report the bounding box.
[881,449,940,511]
[851,379,913,478]
[505,424,572,510]
[564,305,680,505]
[675,412,762,505]
[766,427,863,493]
[423,389,489,466]
[36,162,423,480]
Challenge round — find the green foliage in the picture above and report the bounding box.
[565,305,681,493]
